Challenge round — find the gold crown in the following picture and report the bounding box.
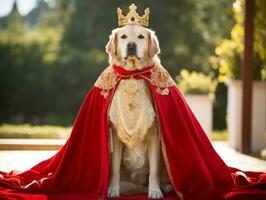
[117,4,150,27]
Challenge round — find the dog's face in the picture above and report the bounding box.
[106,25,160,69]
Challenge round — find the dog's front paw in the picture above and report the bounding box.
[108,187,120,198]
[148,188,163,199]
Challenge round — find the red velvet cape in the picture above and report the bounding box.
[0,65,266,200]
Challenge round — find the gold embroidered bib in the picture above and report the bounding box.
[94,65,176,98]
[109,79,155,148]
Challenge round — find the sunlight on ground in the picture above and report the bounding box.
[213,142,266,172]
[0,150,56,172]
[0,142,265,173]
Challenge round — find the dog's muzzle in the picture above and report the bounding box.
[126,42,137,57]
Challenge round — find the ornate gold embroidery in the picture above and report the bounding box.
[156,87,169,95]
[124,78,139,111]
[94,66,119,98]
[117,122,147,148]
[150,66,175,95]
[100,90,110,99]
[150,66,175,87]
[95,65,176,98]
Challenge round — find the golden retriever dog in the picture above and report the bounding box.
[106,24,173,199]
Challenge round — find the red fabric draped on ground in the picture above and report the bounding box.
[0,65,266,200]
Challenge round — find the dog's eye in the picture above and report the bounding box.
[121,34,127,39]
[138,34,145,39]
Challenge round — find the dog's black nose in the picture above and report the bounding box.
[127,42,137,55]
[127,42,136,49]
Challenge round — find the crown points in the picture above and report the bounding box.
[117,7,122,15]
[129,3,137,11]
[145,8,150,15]
[117,4,150,27]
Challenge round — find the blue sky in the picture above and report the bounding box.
[0,0,53,17]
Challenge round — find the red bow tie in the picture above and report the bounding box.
[112,65,154,79]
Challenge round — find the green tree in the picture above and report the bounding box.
[61,0,234,76]
[211,0,266,130]
[212,0,266,81]
[0,1,65,124]
[0,0,235,127]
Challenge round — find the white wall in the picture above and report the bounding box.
[226,80,266,153]
[184,94,214,137]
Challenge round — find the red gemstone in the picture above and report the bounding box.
[131,17,135,21]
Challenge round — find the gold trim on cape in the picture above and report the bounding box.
[94,66,119,98]
[94,65,176,98]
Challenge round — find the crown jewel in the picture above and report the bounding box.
[117,4,150,27]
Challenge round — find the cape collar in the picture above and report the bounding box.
[112,65,154,78]
[94,64,176,98]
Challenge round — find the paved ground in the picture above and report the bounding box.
[0,150,57,172]
[0,141,265,172]
[213,141,266,172]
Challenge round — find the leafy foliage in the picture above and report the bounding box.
[176,69,217,95]
[212,0,266,81]
[0,123,70,139]
[0,0,234,128]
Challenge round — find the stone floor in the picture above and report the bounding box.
[0,141,265,172]
[213,141,266,172]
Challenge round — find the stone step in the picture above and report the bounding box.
[0,141,265,172]
[0,139,65,150]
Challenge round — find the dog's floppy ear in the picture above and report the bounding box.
[148,30,160,57]
[106,29,118,55]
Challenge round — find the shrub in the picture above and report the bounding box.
[176,69,217,95]
[0,124,71,139]
[211,0,266,82]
